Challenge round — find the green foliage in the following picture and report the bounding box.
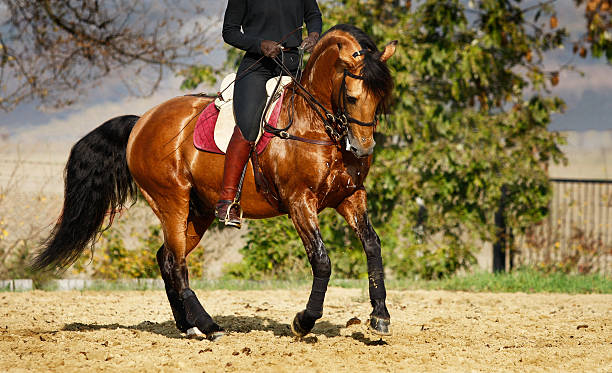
[572,0,612,62]
[227,205,474,280]
[183,0,610,280]
[227,211,378,280]
[179,65,219,91]
[73,228,158,279]
[318,0,569,277]
[224,216,309,280]
[178,47,243,90]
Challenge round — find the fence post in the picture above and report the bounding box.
[493,185,510,272]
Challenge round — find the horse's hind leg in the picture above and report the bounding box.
[157,244,190,332]
[336,189,391,336]
[141,180,223,339]
[288,195,331,337]
[160,211,224,340]
[156,213,213,334]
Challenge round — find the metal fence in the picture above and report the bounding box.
[513,178,612,274]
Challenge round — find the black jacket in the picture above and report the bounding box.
[222,0,322,55]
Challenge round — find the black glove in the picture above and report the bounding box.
[261,40,281,58]
[300,32,319,53]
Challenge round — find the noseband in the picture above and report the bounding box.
[265,48,378,146]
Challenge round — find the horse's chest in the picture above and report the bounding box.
[320,160,369,201]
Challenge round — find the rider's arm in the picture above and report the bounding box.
[304,0,323,36]
[222,0,263,55]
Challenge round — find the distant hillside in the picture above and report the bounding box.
[549,130,612,180]
[0,142,69,195]
[1,129,610,195]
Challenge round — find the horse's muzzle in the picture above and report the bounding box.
[345,133,375,158]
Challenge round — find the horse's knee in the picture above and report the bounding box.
[362,226,380,250]
[309,240,332,278]
[157,245,188,294]
[311,253,331,278]
[156,246,170,273]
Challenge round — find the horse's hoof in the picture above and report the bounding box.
[207,330,226,342]
[291,311,309,337]
[368,316,392,336]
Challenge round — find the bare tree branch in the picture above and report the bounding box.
[0,0,221,111]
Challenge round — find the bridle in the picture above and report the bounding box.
[336,67,378,129]
[264,48,378,147]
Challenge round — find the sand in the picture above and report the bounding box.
[0,288,610,372]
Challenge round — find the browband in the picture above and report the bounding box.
[352,49,368,58]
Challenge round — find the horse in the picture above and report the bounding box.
[33,24,397,340]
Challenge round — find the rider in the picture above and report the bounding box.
[216,0,322,227]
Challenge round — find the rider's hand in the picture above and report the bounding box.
[261,40,281,58]
[300,32,319,53]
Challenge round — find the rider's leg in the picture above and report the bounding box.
[233,55,272,142]
[215,54,272,227]
[215,126,254,227]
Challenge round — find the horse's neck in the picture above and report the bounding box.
[301,46,337,107]
[285,50,336,137]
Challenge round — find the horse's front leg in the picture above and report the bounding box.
[288,195,331,337]
[336,188,391,336]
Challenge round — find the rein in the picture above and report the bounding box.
[217,26,304,99]
[262,49,336,146]
[264,48,376,148]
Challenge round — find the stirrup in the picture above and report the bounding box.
[224,200,244,228]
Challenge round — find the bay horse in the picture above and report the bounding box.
[33,24,397,340]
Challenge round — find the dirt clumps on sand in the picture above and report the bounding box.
[0,288,610,372]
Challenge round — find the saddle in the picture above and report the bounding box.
[193,73,292,154]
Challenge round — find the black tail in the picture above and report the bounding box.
[32,115,140,272]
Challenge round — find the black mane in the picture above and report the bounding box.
[323,24,394,110]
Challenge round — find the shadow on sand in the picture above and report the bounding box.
[62,315,387,345]
[63,320,184,339]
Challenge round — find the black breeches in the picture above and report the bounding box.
[233,52,300,141]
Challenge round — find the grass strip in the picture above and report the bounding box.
[5,269,610,293]
[386,269,612,294]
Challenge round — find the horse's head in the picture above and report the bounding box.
[303,24,396,158]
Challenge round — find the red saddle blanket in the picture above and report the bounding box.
[193,92,284,155]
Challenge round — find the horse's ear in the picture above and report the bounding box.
[380,40,398,62]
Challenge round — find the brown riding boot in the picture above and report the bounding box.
[215,126,254,228]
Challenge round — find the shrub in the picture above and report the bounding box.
[0,238,59,286]
[224,215,309,280]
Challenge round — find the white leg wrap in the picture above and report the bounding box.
[186,327,204,338]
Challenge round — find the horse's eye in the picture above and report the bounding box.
[346,96,358,104]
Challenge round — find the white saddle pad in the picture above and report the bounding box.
[213,73,292,152]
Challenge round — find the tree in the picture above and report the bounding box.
[195,0,611,279]
[574,0,612,60]
[0,0,220,111]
